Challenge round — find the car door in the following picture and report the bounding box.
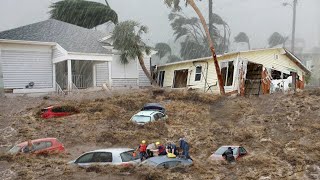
[158,161,182,169]
[91,152,113,165]
[75,152,95,167]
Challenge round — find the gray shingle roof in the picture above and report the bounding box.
[0,19,110,54]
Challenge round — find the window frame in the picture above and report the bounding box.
[75,152,94,164]
[194,66,202,81]
[220,60,235,87]
[92,152,113,163]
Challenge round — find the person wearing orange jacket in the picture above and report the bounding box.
[137,140,148,161]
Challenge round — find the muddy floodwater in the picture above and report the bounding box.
[0,89,320,179]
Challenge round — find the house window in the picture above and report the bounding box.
[221,61,234,86]
[195,66,202,81]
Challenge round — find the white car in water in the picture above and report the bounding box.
[68,148,140,167]
[130,111,167,125]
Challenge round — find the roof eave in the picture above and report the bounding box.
[0,39,56,46]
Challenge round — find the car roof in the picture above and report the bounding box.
[87,148,134,153]
[143,103,164,108]
[145,156,188,164]
[135,111,160,116]
[220,146,241,148]
[16,138,57,146]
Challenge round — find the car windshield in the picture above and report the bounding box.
[215,147,238,155]
[120,150,139,162]
[9,145,22,153]
[132,115,151,123]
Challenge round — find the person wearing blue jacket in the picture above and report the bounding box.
[179,138,191,160]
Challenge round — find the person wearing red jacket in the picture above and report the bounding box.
[156,142,167,156]
[137,140,148,161]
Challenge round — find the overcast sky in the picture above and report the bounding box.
[0,0,319,50]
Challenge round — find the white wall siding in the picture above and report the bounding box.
[112,78,138,87]
[96,62,109,87]
[138,57,151,87]
[52,47,65,59]
[1,49,53,89]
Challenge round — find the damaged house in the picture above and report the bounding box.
[157,48,310,96]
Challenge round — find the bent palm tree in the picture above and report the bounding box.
[50,0,118,29]
[112,21,155,85]
[268,32,288,48]
[234,32,251,50]
[164,0,225,95]
[155,43,172,59]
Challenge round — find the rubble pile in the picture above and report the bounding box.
[0,89,319,179]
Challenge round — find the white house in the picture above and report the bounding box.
[157,48,310,96]
[0,19,152,94]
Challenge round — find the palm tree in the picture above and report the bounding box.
[164,0,225,95]
[268,32,288,48]
[234,32,251,50]
[50,0,118,29]
[112,21,155,85]
[155,43,172,59]
[209,0,231,53]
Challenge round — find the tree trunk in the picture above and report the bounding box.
[248,41,251,50]
[188,0,225,95]
[138,55,157,86]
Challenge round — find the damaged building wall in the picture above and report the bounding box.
[158,48,308,95]
[158,61,209,91]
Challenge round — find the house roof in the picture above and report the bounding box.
[158,48,310,74]
[0,19,110,54]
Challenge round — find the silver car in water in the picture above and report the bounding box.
[68,148,140,167]
[130,110,167,125]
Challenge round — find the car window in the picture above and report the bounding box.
[157,161,181,168]
[157,113,165,118]
[239,147,247,154]
[9,145,22,153]
[76,153,94,163]
[132,115,151,123]
[92,152,112,163]
[215,147,238,155]
[153,114,160,120]
[120,150,139,162]
[33,141,52,151]
[41,109,48,113]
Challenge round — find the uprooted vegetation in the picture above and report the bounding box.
[0,89,320,179]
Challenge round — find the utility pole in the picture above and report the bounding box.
[291,0,297,53]
[283,0,298,53]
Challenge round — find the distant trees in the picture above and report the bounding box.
[164,0,226,95]
[111,21,154,84]
[167,55,182,63]
[268,32,288,48]
[155,43,172,59]
[234,32,251,50]
[50,0,118,29]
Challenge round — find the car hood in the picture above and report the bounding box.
[209,154,225,161]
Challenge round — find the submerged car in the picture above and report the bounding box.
[142,156,193,169]
[130,111,167,125]
[41,105,78,119]
[9,138,65,154]
[209,146,248,161]
[68,148,140,167]
[141,103,166,114]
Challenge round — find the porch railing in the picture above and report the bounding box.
[72,75,85,89]
[55,82,66,95]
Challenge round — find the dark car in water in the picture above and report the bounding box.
[141,103,166,114]
[142,156,192,169]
